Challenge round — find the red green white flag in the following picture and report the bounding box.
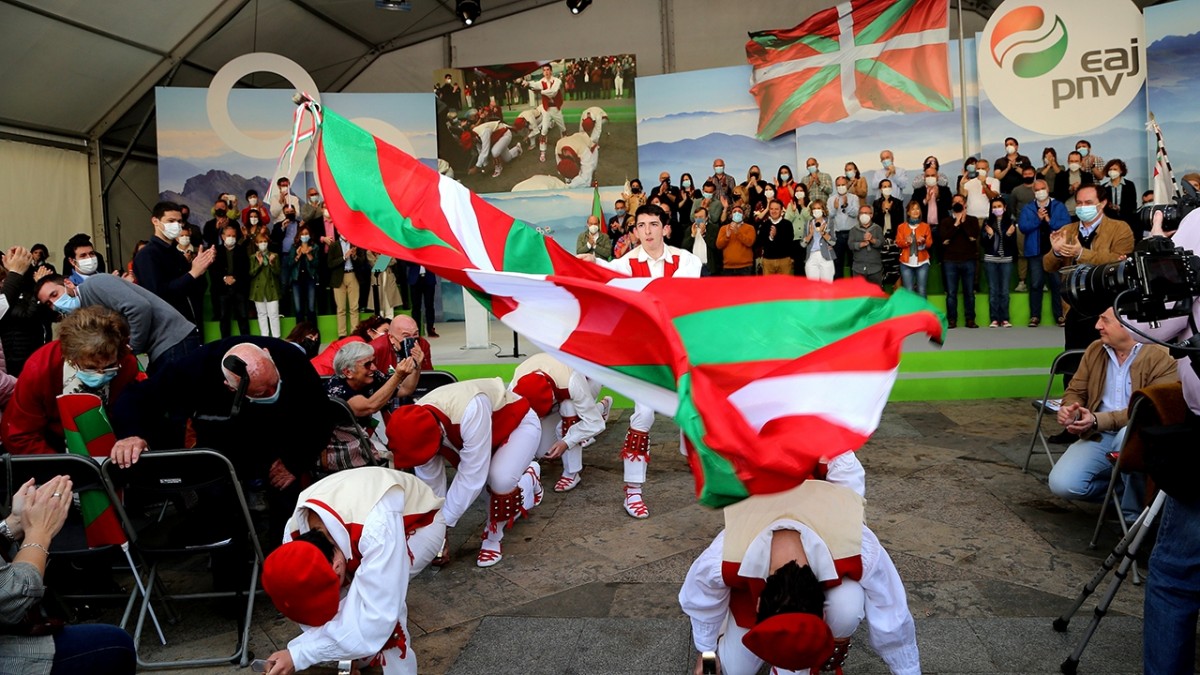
[311,104,945,508]
[57,393,127,548]
[746,0,953,140]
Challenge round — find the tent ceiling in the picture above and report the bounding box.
[0,0,1173,151]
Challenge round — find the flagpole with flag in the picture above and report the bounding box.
[746,0,953,140]
[1149,113,1178,206]
[303,97,946,508]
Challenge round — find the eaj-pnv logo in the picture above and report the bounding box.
[990,6,1068,78]
[979,0,1146,135]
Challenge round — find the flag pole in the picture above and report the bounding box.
[957,0,969,161]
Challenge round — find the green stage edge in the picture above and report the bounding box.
[205,309,1066,405]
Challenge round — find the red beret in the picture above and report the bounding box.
[459,131,474,150]
[512,373,555,418]
[581,116,596,134]
[262,541,341,627]
[742,612,834,671]
[513,116,527,131]
[557,158,580,179]
[386,404,443,468]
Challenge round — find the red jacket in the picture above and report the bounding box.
[1,341,140,455]
[310,334,434,377]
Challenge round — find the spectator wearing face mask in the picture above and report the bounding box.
[60,233,107,282]
[210,224,251,339]
[250,232,283,338]
[689,182,725,274]
[717,205,756,276]
[607,199,628,237]
[133,202,215,330]
[63,237,100,286]
[302,188,325,223]
[290,226,318,328]
[202,198,239,248]
[871,180,905,238]
[1,306,139,455]
[273,177,302,226]
[576,215,613,261]
[242,189,271,227]
[1099,159,1139,234]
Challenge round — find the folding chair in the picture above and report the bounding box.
[1023,349,1086,473]
[415,369,458,398]
[102,449,264,670]
[1,453,166,641]
[1088,396,1147,551]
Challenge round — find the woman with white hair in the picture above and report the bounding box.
[325,340,420,425]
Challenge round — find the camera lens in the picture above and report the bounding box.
[1062,261,1132,316]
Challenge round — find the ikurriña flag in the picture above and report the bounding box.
[747,0,953,140]
[310,103,945,508]
[57,393,128,548]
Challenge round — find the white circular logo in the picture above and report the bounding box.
[978,0,1145,135]
[207,53,321,159]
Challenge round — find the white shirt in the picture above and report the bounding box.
[286,489,413,670]
[1097,342,1143,415]
[599,244,703,278]
[963,176,1001,218]
[416,394,492,528]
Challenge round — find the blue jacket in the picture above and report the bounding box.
[1017,198,1070,257]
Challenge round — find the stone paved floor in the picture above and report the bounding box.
[107,399,1182,673]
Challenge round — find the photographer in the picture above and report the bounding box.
[1132,208,1200,674]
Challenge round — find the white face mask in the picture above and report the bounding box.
[1108,170,1122,180]
[280,186,290,195]
[764,190,775,199]
[925,176,937,187]
[249,197,259,206]
[836,185,848,195]
[162,221,182,240]
[588,224,599,234]
[224,236,237,248]
[1069,162,1082,172]
[858,214,872,225]
[881,187,893,198]
[1034,189,1049,202]
[177,236,191,247]
[76,256,99,275]
[257,242,269,252]
[812,209,824,219]
[1006,144,1017,154]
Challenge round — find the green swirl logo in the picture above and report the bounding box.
[990,6,1069,79]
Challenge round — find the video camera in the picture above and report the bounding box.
[1139,178,1200,234]
[1062,235,1200,324]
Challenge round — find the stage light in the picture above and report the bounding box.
[375,0,412,10]
[456,0,480,26]
[566,0,592,14]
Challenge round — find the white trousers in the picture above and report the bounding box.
[716,580,866,675]
[805,255,835,282]
[625,401,655,484]
[537,107,566,149]
[254,300,281,337]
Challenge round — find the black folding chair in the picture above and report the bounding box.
[1,452,165,641]
[414,369,458,398]
[1023,349,1086,473]
[102,449,263,669]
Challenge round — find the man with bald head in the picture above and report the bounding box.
[575,215,613,261]
[110,336,335,535]
[310,315,432,378]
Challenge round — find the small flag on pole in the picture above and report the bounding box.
[57,393,128,548]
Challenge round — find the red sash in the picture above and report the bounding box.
[429,398,532,464]
[489,126,508,145]
[541,80,563,109]
[627,255,678,278]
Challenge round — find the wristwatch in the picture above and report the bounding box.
[0,517,12,541]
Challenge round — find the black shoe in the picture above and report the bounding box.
[1047,430,1076,444]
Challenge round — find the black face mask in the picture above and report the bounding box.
[1022,176,1035,184]
[952,203,965,213]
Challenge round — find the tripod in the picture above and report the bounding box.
[1054,490,1167,675]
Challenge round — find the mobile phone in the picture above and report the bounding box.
[250,659,268,673]
[401,336,417,359]
[701,651,718,674]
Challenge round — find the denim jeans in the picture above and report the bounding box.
[50,624,136,675]
[1046,428,1144,523]
[899,263,929,297]
[1145,494,1200,674]
[1026,256,1062,321]
[292,276,317,326]
[943,259,976,322]
[985,261,1012,322]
